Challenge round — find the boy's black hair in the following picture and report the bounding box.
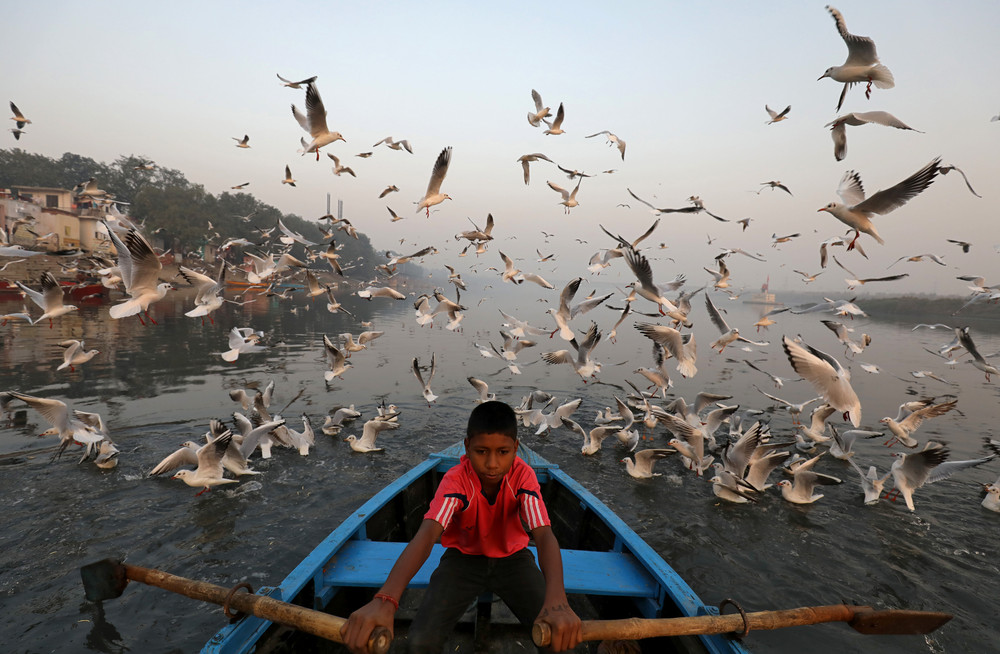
[466,400,518,441]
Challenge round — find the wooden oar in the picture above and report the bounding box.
[80,558,390,654]
[533,604,952,647]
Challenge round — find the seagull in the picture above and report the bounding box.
[946,239,972,254]
[178,264,226,324]
[887,441,995,511]
[416,146,453,215]
[56,339,100,372]
[345,417,400,453]
[782,335,861,427]
[467,376,495,404]
[759,181,793,195]
[9,128,25,140]
[102,223,173,324]
[323,334,352,381]
[818,157,941,249]
[527,89,552,127]
[4,392,104,459]
[626,188,729,221]
[765,105,791,124]
[622,449,674,479]
[586,130,626,160]
[623,247,692,325]
[938,164,982,199]
[171,432,239,496]
[292,81,345,160]
[983,484,1000,513]
[221,327,266,362]
[379,185,399,198]
[777,464,842,504]
[15,272,79,328]
[232,134,251,148]
[373,136,413,153]
[327,153,356,177]
[9,101,30,128]
[412,355,438,404]
[705,294,768,353]
[547,277,611,340]
[742,359,792,388]
[281,165,296,186]
[541,323,603,381]
[825,111,920,161]
[754,386,823,426]
[821,319,870,355]
[542,102,565,135]
[0,305,34,326]
[546,179,581,213]
[846,457,891,505]
[819,5,895,111]
[517,153,554,185]
[635,322,698,378]
[277,73,317,89]
[888,252,947,269]
[560,416,619,456]
[958,326,1000,381]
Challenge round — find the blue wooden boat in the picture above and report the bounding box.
[203,442,751,654]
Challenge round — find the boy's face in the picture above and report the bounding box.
[464,431,518,488]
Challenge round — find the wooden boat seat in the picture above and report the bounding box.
[316,540,659,607]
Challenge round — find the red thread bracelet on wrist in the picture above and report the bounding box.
[374,592,399,611]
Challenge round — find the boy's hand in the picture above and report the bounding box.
[340,598,395,654]
[535,597,582,652]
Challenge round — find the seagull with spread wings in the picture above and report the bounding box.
[818,157,941,249]
[825,110,920,161]
[416,146,453,215]
[819,5,895,111]
[292,81,345,160]
[705,294,768,353]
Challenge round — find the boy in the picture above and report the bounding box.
[341,401,582,653]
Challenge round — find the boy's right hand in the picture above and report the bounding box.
[340,598,396,654]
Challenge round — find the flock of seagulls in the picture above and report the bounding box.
[3,5,998,520]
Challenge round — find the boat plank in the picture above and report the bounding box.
[321,541,658,597]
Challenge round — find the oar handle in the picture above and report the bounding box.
[124,564,391,654]
[534,605,867,645]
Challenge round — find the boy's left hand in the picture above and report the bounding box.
[535,598,582,652]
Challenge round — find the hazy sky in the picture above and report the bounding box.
[5,1,999,295]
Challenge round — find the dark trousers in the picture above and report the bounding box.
[407,547,546,654]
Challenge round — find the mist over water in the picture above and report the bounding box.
[1,279,998,653]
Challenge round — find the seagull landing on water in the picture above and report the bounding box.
[818,157,942,250]
[886,441,996,511]
[416,147,452,216]
[819,5,895,111]
[292,81,345,160]
[170,432,238,497]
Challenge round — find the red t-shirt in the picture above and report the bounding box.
[424,454,549,557]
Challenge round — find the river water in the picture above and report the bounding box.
[1,275,998,654]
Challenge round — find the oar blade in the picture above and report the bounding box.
[849,609,953,635]
[80,558,129,602]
